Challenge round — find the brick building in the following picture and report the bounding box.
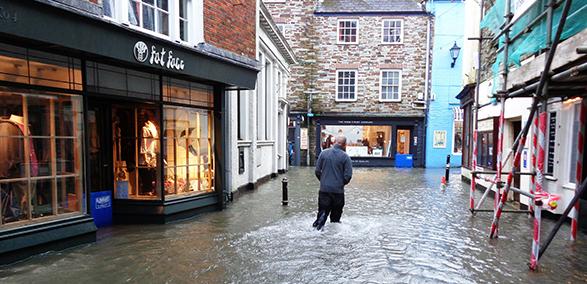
[265,0,433,167]
[0,0,258,263]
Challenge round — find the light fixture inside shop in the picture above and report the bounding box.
[450,41,461,68]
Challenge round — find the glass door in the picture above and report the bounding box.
[396,128,411,155]
[87,101,113,193]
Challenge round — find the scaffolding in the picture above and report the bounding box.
[467,0,587,271]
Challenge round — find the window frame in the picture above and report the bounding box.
[545,111,557,177]
[337,19,359,45]
[379,69,402,102]
[129,0,171,36]
[452,119,463,155]
[104,0,198,44]
[335,69,358,102]
[381,19,404,44]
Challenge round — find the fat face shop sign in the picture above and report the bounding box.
[133,41,185,71]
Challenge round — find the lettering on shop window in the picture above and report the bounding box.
[133,41,185,71]
[0,6,17,23]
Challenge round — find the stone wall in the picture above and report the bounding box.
[265,0,430,118]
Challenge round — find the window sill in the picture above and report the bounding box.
[380,42,403,45]
[335,99,358,103]
[337,42,359,45]
[257,140,275,146]
[545,175,557,182]
[562,183,577,190]
[238,140,252,147]
[379,99,401,103]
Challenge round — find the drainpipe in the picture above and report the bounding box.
[223,89,233,206]
[425,15,431,104]
[412,15,431,110]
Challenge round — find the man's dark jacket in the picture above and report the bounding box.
[315,144,353,193]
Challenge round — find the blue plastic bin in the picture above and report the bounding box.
[395,154,413,168]
[90,191,113,228]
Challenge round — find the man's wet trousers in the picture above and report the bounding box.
[315,191,345,227]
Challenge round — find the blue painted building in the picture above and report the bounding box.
[425,0,465,168]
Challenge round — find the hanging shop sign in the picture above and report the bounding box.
[300,128,308,150]
[133,41,185,71]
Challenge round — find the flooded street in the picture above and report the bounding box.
[1,167,587,283]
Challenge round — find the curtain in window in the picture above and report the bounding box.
[103,0,114,17]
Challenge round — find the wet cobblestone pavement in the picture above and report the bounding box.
[1,167,587,283]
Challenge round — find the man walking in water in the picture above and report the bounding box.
[313,135,353,230]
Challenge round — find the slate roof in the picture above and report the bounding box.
[315,0,425,14]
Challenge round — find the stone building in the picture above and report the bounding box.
[0,0,258,263]
[265,0,433,167]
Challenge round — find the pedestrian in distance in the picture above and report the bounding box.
[313,135,353,230]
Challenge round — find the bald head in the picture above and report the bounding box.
[335,135,347,147]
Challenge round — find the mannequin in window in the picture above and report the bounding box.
[0,106,33,222]
[139,109,159,196]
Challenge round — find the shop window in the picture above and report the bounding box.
[1,91,84,227]
[546,111,556,175]
[162,77,213,108]
[113,106,161,199]
[320,125,392,157]
[336,70,357,101]
[129,0,170,36]
[382,20,403,43]
[380,70,401,101]
[453,120,463,155]
[86,61,160,101]
[477,131,495,169]
[0,43,82,91]
[337,20,358,44]
[163,106,214,198]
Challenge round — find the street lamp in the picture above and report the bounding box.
[449,41,461,68]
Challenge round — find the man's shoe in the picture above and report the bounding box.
[312,219,319,227]
[315,212,327,230]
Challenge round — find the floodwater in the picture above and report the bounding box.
[1,167,587,283]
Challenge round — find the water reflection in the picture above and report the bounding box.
[1,168,586,283]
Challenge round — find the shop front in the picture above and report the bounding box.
[315,116,425,167]
[0,0,257,263]
[84,64,221,224]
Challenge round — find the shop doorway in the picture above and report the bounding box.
[512,120,522,205]
[87,101,114,195]
[396,128,412,155]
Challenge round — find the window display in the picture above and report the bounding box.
[321,125,392,157]
[1,91,84,227]
[163,106,214,198]
[453,120,463,154]
[113,106,161,199]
